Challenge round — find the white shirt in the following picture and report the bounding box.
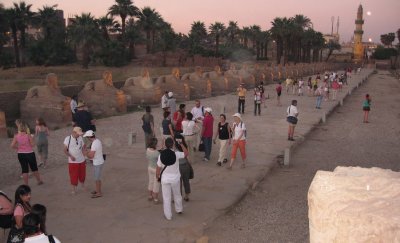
[181,120,196,136]
[161,95,168,109]
[64,135,85,163]
[70,100,77,114]
[91,139,104,166]
[157,151,184,183]
[191,106,204,120]
[233,122,246,140]
[287,105,298,117]
[24,233,61,243]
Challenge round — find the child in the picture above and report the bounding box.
[35,118,49,168]
[363,94,371,123]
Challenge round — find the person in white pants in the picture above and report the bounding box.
[213,114,231,166]
[156,137,188,220]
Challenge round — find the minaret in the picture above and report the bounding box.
[353,4,364,61]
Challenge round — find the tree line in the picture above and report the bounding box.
[0,0,338,69]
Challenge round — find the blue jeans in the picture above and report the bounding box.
[316,95,323,108]
[202,137,212,160]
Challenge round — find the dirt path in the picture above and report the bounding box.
[205,70,400,243]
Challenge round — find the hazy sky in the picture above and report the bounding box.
[2,0,399,43]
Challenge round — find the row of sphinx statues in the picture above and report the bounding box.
[20,62,340,128]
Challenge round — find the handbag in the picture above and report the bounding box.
[7,226,24,243]
[287,116,298,124]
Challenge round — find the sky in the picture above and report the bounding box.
[2,0,399,44]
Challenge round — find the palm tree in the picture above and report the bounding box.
[108,0,139,36]
[68,13,102,68]
[325,39,341,61]
[226,21,239,46]
[36,5,60,40]
[209,22,225,56]
[270,17,294,64]
[14,1,34,66]
[380,33,395,47]
[0,4,9,54]
[292,14,312,62]
[4,8,20,67]
[138,7,162,54]
[125,18,141,59]
[241,26,251,48]
[97,16,117,40]
[189,21,207,54]
[249,25,261,54]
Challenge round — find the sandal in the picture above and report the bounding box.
[153,199,159,204]
[148,196,153,201]
[37,181,44,185]
[184,197,189,202]
[91,191,97,195]
[91,194,102,198]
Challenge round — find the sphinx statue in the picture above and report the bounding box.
[181,66,211,99]
[0,110,6,138]
[224,64,242,91]
[20,73,71,129]
[155,68,190,101]
[122,68,163,105]
[203,66,229,95]
[237,64,256,87]
[247,64,266,84]
[79,71,127,117]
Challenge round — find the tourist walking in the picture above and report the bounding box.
[237,83,247,114]
[156,137,188,220]
[276,82,282,106]
[22,213,61,243]
[11,122,43,186]
[34,118,49,168]
[161,91,169,111]
[162,111,174,148]
[83,130,105,198]
[202,108,214,161]
[63,127,86,195]
[167,92,176,116]
[73,102,96,132]
[286,100,299,141]
[307,77,312,96]
[213,114,231,166]
[254,87,262,116]
[190,100,204,151]
[181,112,197,159]
[146,137,160,204]
[285,77,293,94]
[175,134,192,202]
[7,185,32,243]
[363,94,371,123]
[141,106,155,149]
[70,94,78,119]
[298,79,304,96]
[315,86,324,109]
[331,79,340,100]
[228,113,247,169]
[258,82,267,107]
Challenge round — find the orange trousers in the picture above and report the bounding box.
[231,140,246,160]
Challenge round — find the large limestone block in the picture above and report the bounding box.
[308,166,400,243]
[0,111,6,137]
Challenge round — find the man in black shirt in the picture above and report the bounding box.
[73,102,96,132]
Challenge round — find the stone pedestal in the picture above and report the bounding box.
[20,73,71,129]
[308,166,400,243]
[0,111,6,137]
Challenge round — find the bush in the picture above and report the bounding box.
[28,39,76,66]
[372,46,398,60]
[98,41,129,67]
[0,50,14,69]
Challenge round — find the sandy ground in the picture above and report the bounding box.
[205,70,400,242]
[0,68,374,243]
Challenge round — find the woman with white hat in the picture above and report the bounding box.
[228,113,246,169]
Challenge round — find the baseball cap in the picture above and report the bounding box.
[83,130,95,137]
[204,107,212,113]
[233,113,242,119]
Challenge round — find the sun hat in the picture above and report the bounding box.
[160,149,176,166]
[83,130,95,137]
[77,102,86,108]
[233,113,242,119]
[204,107,212,113]
[72,127,83,136]
[168,92,173,97]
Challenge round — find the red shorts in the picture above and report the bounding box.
[69,162,86,186]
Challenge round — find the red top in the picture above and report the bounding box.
[202,115,214,138]
[173,111,183,131]
[276,85,282,92]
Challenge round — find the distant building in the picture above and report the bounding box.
[353,4,364,62]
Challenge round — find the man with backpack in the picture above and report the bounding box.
[63,127,86,195]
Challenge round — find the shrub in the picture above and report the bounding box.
[372,45,398,60]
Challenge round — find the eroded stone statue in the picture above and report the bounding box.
[203,66,229,95]
[181,66,211,99]
[156,68,190,101]
[20,73,71,129]
[79,71,127,117]
[0,111,6,137]
[122,68,162,105]
[237,65,256,86]
[224,64,241,91]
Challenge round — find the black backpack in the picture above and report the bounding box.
[0,192,12,229]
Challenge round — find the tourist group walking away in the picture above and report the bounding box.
[1,66,368,241]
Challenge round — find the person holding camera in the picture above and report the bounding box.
[156,137,188,221]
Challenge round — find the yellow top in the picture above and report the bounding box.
[237,87,247,97]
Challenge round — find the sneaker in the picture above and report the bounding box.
[216,162,222,166]
[223,159,228,163]
[203,158,209,162]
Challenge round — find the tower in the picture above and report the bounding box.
[353,4,364,61]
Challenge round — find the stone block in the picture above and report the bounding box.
[308,166,400,243]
